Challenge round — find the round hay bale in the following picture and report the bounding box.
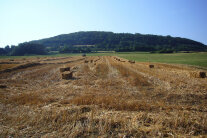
[62,71,73,79]
[149,65,154,68]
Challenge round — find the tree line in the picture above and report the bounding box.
[1,31,206,56]
[0,43,46,56]
[33,31,207,53]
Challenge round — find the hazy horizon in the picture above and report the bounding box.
[0,0,207,48]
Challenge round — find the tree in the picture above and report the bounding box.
[0,48,7,55]
[11,43,46,56]
[4,45,11,53]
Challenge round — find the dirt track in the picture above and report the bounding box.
[0,56,207,137]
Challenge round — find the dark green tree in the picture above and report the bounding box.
[11,43,46,56]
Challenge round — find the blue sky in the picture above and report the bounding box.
[0,0,207,47]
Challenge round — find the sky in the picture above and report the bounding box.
[0,0,207,48]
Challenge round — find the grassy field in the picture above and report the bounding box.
[1,52,207,68]
[116,52,207,68]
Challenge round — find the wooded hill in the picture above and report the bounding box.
[1,31,206,55]
[32,31,206,53]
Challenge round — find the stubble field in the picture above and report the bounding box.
[0,56,207,137]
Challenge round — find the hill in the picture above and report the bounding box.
[1,31,206,56]
[31,31,207,53]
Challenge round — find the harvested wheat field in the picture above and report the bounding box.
[0,56,207,137]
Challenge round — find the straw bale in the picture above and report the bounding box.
[62,71,73,79]
[60,67,70,72]
[0,85,7,88]
[190,71,206,78]
[128,60,135,64]
[149,65,154,68]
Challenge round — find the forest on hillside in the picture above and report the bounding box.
[1,31,206,55]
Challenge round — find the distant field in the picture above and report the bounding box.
[1,52,207,68]
[116,52,207,68]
